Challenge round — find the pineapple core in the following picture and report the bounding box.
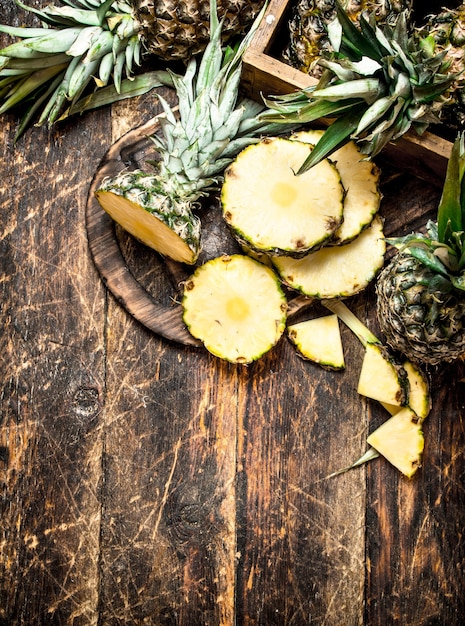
[226,297,250,321]
[272,182,298,207]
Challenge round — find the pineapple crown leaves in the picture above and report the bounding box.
[144,0,297,199]
[260,1,458,173]
[388,132,465,292]
[0,0,167,139]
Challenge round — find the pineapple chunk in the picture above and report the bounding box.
[221,137,344,257]
[292,129,381,244]
[367,408,424,478]
[357,343,409,406]
[382,361,431,421]
[273,215,385,298]
[287,315,345,370]
[96,171,201,264]
[182,255,287,364]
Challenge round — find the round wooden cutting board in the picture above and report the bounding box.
[86,116,204,347]
[86,117,315,348]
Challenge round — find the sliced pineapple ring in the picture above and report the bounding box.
[273,215,385,298]
[292,129,381,245]
[182,255,287,364]
[288,314,345,370]
[221,137,344,257]
[357,343,409,407]
[367,408,424,478]
[96,170,201,265]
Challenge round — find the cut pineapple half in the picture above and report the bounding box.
[221,137,344,257]
[358,343,409,407]
[96,170,201,265]
[382,361,431,421]
[287,314,345,370]
[292,129,381,245]
[367,408,424,478]
[273,215,385,298]
[182,255,287,363]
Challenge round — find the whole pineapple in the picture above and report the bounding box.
[376,133,465,366]
[0,0,265,136]
[283,0,413,76]
[418,2,465,133]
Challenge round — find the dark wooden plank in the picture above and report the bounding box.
[364,172,465,625]
[0,90,110,625]
[236,329,368,625]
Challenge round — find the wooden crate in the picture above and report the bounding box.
[241,0,452,184]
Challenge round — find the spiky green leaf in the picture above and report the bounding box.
[437,133,465,248]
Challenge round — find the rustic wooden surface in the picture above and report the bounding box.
[1,2,465,625]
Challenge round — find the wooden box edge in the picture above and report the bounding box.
[241,0,452,183]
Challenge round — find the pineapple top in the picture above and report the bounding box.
[388,132,465,292]
[262,2,459,172]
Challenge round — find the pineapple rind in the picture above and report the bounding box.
[287,314,345,370]
[292,129,382,245]
[376,252,465,365]
[222,137,344,257]
[272,215,385,298]
[182,255,287,363]
[367,407,424,478]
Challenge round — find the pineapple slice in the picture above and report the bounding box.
[292,129,381,244]
[221,137,344,257]
[287,314,345,370]
[182,254,287,363]
[96,171,201,264]
[273,215,385,299]
[367,408,424,478]
[357,343,409,407]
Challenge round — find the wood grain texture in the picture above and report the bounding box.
[1,1,465,624]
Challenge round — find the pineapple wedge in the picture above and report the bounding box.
[96,171,201,264]
[381,361,431,421]
[291,129,381,245]
[357,343,409,407]
[287,315,345,370]
[222,137,344,257]
[273,215,385,299]
[182,255,287,363]
[367,408,424,478]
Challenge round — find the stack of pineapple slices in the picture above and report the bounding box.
[222,130,385,298]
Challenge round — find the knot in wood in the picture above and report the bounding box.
[165,489,216,545]
[72,386,101,419]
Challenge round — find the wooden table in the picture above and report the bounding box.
[1,3,465,624]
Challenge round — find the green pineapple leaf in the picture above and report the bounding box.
[437,133,465,249]
[296,104,366,173]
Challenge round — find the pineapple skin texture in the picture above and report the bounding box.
[134,0,266,60]
[283,0,413,75]
[376,253,465,366]
[419,4,465,132]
